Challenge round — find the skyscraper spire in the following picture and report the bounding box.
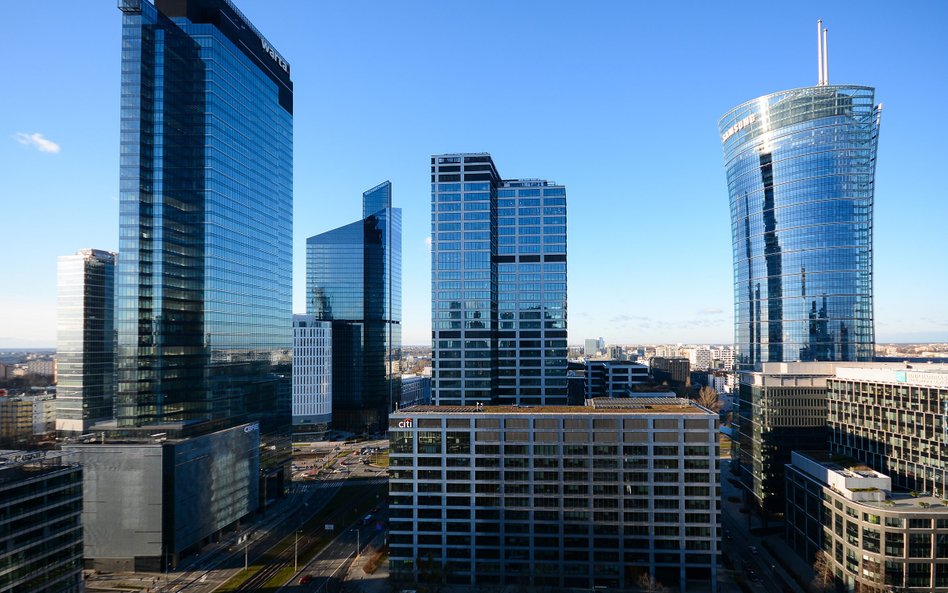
[817,20,829,85]
[817,19,824,85]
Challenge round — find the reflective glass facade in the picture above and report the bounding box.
[56,249,116,434]
[306,182,401,434]
[115,0,293,435]
[0,455,84,593]
[431,154,567,406]
[720,86,880,369]
[497,179,568,403]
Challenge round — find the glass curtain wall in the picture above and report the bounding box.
[720,86,881,368]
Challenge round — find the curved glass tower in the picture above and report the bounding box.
[720,85,881,368]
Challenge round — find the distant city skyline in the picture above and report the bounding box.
[2,1,947,347]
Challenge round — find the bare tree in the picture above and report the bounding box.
[637,572,667,593]
[696,385,722,412]
[812,550,835,592]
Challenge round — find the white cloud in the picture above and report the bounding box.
[424,236,432,248]
[14,132,61,153]
[698,307,724,315]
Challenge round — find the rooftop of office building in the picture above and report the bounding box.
[395,398,713,415]
[0,450,78,484]
[833,365,948,388]
[793,451,948,511]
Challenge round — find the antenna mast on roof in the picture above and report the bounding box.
[817,20,824,84]
[817,20,829,85]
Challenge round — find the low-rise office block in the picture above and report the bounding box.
[388,399,719,591]
[0,450,83,593]
[787,451,948,592]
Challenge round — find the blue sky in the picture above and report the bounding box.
[2,1,946,347]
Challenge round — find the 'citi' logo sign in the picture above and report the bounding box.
[397,419,413,429]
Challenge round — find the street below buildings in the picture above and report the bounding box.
[719,459,809,593]
[85,439,389,593]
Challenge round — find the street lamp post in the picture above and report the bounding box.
[239,532,249,572]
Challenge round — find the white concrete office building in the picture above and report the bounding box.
[292,315,332,435]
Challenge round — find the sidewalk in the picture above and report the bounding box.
[341,534,388,593]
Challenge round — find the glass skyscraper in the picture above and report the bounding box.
[115,0,293,435]
[56,249,116,434]
[306,181,401,434]
[719,85,881,369]
[431,153,568,406]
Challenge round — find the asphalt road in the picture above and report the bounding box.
[719,460,801,593]
[154,479,346,593]
[87,440,389,593]
[285,504,389,593]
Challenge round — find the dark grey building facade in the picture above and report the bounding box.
[736,362,840,515]
[0,451,84,593]
[585,360,649,399]
[650,357,691,389]
[65,423,259,571]
[306,181,401,434]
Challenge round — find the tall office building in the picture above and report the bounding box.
[115,0,292,435]
[306,181,401,434]
[68,0,293,569]
[430,153,567,406]
[56,249,116,434]
[719,23,881,369]
[292,315,332,438]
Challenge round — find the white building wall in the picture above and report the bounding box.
[292,315,332,425]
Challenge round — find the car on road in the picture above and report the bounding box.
[747,545,758,555]
[299,575,313,585]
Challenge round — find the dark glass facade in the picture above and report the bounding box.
[0,455,84,593]
[306,181,401,434]
[115,0,293,437]
[56,249,116,434]
[719,86,881,368]
[430,154,568,406]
